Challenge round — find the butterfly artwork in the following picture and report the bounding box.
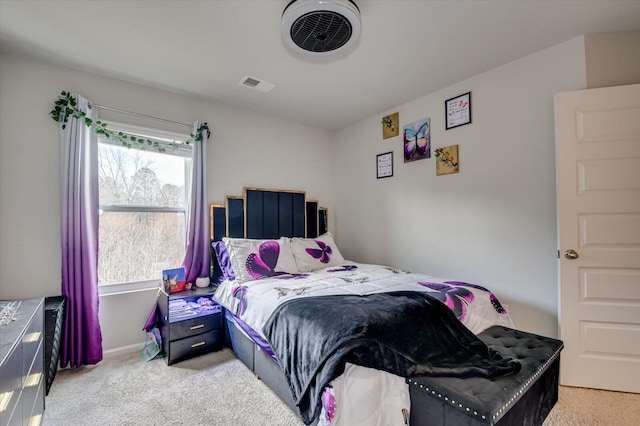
[403,118,430,163]
[381,112,399,139]
[434,145,459,176]
[445,92,472,130]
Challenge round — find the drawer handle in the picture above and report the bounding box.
[191,341,206,348]
[190,324,205,330]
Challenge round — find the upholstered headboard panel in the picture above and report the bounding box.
[209,187,328,279]
[245,188,306,239]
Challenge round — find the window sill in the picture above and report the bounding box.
[98,279,160,297]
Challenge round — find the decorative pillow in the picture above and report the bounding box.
[223,237,299,283]
[291,232,345,272]
[212,241,235,282]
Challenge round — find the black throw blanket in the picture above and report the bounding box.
[262,291,521,425]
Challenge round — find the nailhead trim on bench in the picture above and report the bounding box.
[408,344,563,423]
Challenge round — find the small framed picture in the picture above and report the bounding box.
[435,145,459,176]
[445,92,472,130]
[381,112,399,139]
[377,151,393,179]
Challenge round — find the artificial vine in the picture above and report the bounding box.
[50,91,209,152]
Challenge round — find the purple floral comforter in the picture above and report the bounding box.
[214,262,514,426]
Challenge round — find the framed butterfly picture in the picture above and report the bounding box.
[403,118,430,163]
[445,92,472,130]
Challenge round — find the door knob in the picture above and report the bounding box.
[564,249,579,260]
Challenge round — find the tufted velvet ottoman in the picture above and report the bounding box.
[408,326,563,426]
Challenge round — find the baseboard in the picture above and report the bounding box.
[103,342,145,360]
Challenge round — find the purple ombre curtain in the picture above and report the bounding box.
[182,121,210,283]
[59,94,103,367]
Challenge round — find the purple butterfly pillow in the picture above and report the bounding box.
[223,237,299,283]
[291,232,345,272]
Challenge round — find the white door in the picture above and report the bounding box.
[555,84,640,393]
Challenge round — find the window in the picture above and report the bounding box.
[97,123,192,286]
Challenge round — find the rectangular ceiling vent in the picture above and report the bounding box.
[239,75,276,93]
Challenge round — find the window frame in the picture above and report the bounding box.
[97,121,192,295]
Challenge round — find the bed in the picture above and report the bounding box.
[209,187,562,426]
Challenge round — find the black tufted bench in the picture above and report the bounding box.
[408,326,563,426]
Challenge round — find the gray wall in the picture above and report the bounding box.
[2,33,635,354]
[585,31,640,89]
[0,53,334,356]
[331,37,588,338]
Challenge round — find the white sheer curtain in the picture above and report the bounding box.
[59,94,103,367]
[182,121,210,283]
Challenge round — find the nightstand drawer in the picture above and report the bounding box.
[169,329,223,364]
[170,312,222,341]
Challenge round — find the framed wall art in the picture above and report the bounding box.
[434,145,459,175]
[403,117,430,163]
[377,151,393,179]
[445,92,472,130]
[381,112,399,139]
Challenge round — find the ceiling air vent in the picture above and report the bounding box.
[238,75,276,93]
[282,0,361,55]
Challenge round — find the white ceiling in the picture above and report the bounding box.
[1,0,639,130]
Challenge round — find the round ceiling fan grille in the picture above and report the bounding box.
[282,0,361,55]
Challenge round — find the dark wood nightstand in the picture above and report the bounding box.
[157,286,223,365]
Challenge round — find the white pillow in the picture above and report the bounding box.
[291,232,345,272]
[223,237,299,283]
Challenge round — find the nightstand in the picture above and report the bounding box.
[157,286,223,365]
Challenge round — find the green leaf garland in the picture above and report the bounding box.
[50,91,209,152]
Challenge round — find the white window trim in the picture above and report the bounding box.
[99,121,193,157]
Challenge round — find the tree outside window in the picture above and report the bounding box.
[97,128,191,285]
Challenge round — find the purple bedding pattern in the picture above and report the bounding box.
[417,281,507,322]
[263,290,521,424]
[215,262,515,424]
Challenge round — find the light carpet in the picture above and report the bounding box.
[43,349,639,425]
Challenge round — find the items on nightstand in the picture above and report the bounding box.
[195,277,210,288]
[157,286,223,365]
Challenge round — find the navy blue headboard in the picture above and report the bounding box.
[245,188,306,239]
[209,187,328,278]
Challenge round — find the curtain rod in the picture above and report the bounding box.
[91,103,193,130]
